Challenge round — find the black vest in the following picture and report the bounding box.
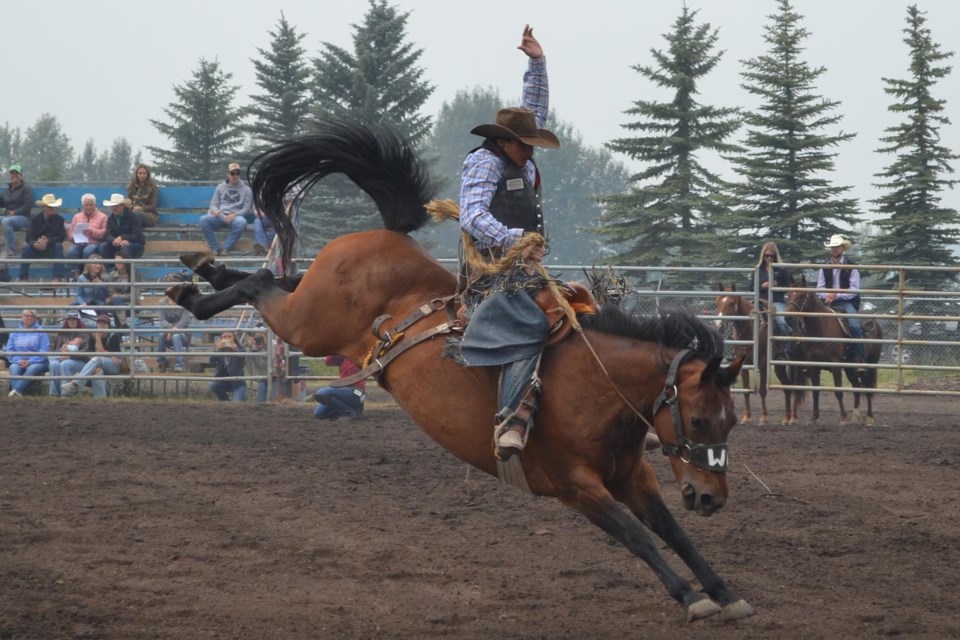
[470,140,544,238]
[822,260,861,310]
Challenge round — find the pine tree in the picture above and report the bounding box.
[594,7,741,281]
[310,0,433,145]
[301,0,435,246]
[246,13,311,149]
[19,114,74,182]
[867,4,958,290]
[148,58,245,181]
[730,0,859,264]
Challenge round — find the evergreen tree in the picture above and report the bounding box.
[0,123,22,170]
[867,4,958,290]
[75,139,100,181]
[594,7,741,281]
[300,0,435,246]
[247,13,311,149]
[19,114,74,181]
[148,58,245,180]
[310,0,433,145]
[106,138,134,181]
[730,0,859,264]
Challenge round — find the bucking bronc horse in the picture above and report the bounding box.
[166,119,754,622]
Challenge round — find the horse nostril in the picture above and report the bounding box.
[698,493,724,516]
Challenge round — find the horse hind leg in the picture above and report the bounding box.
[739,370,752,425]
[167,268,277,320]
[180,252,254,290]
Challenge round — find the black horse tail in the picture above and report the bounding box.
[250,117,438,272]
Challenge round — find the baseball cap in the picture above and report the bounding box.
[66,310,81,319]
[228,162,241,172]
[96,314,112,323]
[9,164,22,174]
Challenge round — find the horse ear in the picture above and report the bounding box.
[731,282,737,292]
[800,273,808,287]
[700,356,742,388]
[717,282,725,292]
[699,357,724,387]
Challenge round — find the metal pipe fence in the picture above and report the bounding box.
[4,257,960,399]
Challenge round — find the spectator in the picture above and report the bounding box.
[128,163,160,228]
[76,255,110,308]
[200,162,251,256]
[105,257,134,326]
[156,293,191,373]
[749,241,791,353]
[818,233,866,370]
[312,355,365,420]
[19,194,67,282]
[65,193,109,277]
[47,310,92,397]
[252,185,300,257]
[209,331,246,401]
[0,164,34,281]
[5,309,50,397]
[98,194,145,261]
[60,314,123,399]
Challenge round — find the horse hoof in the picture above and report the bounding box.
[686,598,722,622]
[165,282,198,304]
[180,251,216,271]
[758,417,767,426]
[865,417,875,427]
[739,416,751,426]
[720,599,756,621]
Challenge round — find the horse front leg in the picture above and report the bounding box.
[556,473,725,622]
[810,368,822,424]
[166,268,278,320]
[831,367,849,425]
[609,465,754,621]
[738,370,752,425]
[757,366,769,425]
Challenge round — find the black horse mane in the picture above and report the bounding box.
[250,118,438,272]
[579,304,724,363]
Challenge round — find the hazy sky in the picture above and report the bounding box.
[9,0,960,217]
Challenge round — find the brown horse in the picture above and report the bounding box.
[166,119,754,622]
[715,284,799,424]
[785,275,881,426]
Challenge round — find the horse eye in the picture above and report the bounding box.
[690,417,708,431]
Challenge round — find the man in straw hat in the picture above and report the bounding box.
[817,233,866,370]
[455,25,560,461]
[18,194,66,282]
[98,193,146,262]
[0,164,34,280]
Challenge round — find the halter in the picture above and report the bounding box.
[652,349,730,473]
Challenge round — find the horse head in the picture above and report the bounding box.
[785,273,817,336]
[652,350,744,517]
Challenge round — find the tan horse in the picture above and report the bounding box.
[167,119,754,622]
[716,283,800,424]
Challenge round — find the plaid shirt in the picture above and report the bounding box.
[460,56,549,249]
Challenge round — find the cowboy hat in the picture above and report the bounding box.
[35,193,63,208]
[470,107,560,148]
[102,193,132,208]
[823,234,852,250]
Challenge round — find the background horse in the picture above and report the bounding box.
[167,119,753,622]
[715,284,799,424]
[785,275,881,426]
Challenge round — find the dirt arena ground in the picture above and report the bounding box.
[1,387,958,640]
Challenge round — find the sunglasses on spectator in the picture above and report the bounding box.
[229,170,241,176]
[763,254,776,258]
